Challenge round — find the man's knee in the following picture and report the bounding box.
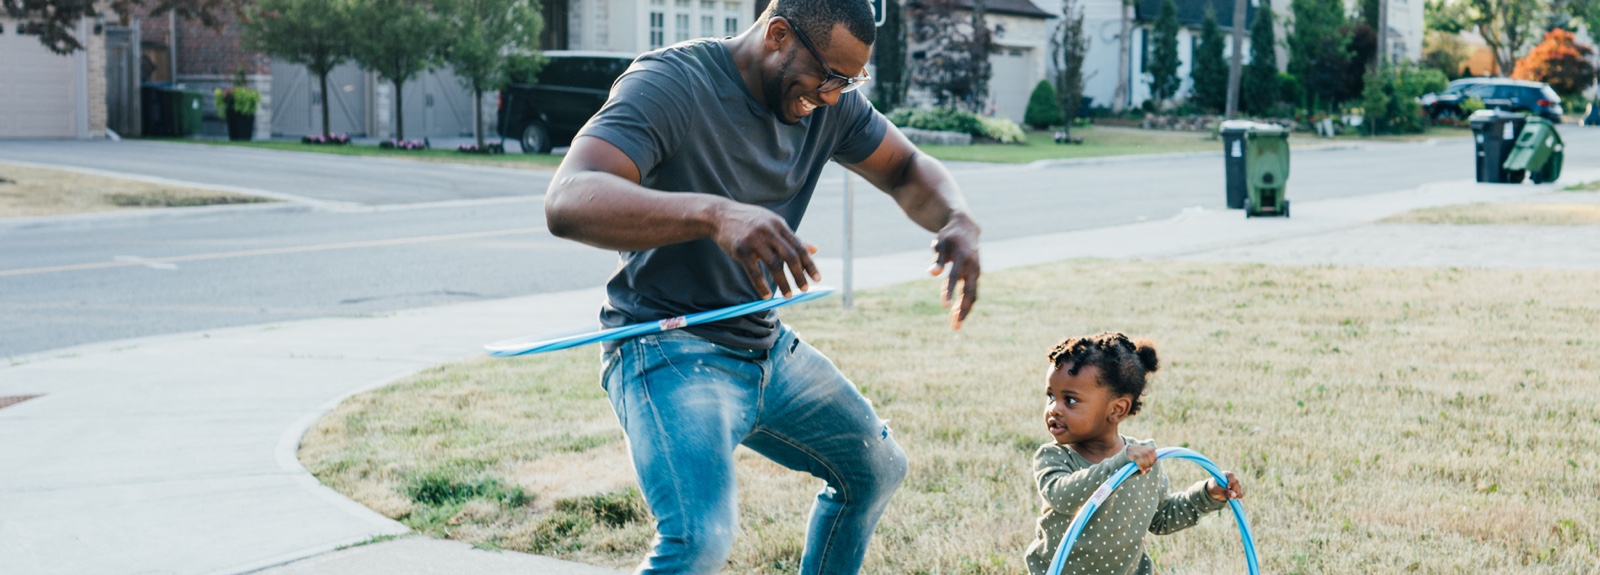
[648,519,737,574]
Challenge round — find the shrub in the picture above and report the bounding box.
[888,107,986,137]
[1460,96,1486,116]
[978,116,1025,144]
[1512,29,1596,99]
[213,86,261,116]
[1024,80,1063,129]
[1361,64,1448,134]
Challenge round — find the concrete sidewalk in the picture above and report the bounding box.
[3,170,1598,575]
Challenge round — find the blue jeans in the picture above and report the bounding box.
[600,326,908,575]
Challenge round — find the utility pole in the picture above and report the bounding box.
[1224,0,1245,118]
[842,167,855,309]
[1376,0,1389,66]
[1114,0,1132,112]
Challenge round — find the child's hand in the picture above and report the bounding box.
[1127,444,1157,474]
[1206,471,1245,502]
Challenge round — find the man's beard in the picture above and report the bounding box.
[764,53,799,125]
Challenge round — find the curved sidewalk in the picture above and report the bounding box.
[1,171,1596,575]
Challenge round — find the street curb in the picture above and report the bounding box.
[0,158,348,208]
[141,139,561,176]
[0,201,313,232]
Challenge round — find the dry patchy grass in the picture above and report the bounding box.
[302,261,1600,574]
[0,162,269,218]
[1382,203,1600,226]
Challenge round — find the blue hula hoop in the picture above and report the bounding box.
[1047,447,1259,575]
[484,287,835,357]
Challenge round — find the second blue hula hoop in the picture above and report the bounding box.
[1047,447,1259,575]
[485,287,835,357]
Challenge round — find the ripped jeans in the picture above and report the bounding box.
[601,326,908,575]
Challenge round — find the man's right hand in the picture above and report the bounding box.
[711,201,821,299]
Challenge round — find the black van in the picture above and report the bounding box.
[499,51,635,154]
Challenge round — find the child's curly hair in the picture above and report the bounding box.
[1047,332,1160,416]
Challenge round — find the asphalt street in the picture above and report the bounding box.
[5,130,1599,358]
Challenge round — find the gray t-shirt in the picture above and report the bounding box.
[577,39,889,350]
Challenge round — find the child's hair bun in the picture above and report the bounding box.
[1133,339,1160,373]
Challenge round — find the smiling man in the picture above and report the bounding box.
[542,0,980,572]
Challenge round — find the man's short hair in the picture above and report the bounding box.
[761,0,876,50]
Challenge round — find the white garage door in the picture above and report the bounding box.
[991,47,1034,125]
[0,18,84,138]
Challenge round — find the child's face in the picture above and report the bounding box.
[1043,364,1125,445]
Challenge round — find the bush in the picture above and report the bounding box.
[978,116,1026,143]
[888,107,986,137]
[213,86,260,116]
[1361,64,1448,134]
[1460,96,1485,116]
[1512,29,1595,99]
[1024,80,1063,129]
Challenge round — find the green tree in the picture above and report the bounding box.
[872,0,910,112]
[241,0,352,138]
[1425,0,1471,33]
[1146,0,1182,106]
[1464,0,1542,75]
[1242,1,1280,114]
[1050,0,1089,138]
[1288,0,1351,111]
[1024,80,1063,129]
[349,0,446,140]
[1190,7,1228,112]
[439,0,543,148]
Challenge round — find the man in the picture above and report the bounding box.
[543,0,980,571]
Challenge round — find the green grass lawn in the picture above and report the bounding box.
[158,138,566,171]
[915,125,1474,165]
[300,259,1600,574]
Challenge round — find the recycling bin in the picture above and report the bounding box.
[1244,123,1290,218]
[1470,110,1528,183]
[140,85,204,137]
[1503,116,1564,184]
[1220,120,1253,209]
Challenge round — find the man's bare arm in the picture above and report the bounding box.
[545,136,820,298]
[846,126,981,328]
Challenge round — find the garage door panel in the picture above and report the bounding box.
[1,17,82,138]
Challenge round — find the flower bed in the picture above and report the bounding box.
[457,142,506,155]
[301,133,351,145]
[379,138,429,151]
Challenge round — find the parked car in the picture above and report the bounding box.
[498,51,635,154]
[1421,78,1563,123]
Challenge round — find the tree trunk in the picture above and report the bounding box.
[474,88,484,148]
[394,79,406,141]
[318,71,332,138]
[1225,0,1245,118]
[1114,0,1131,112]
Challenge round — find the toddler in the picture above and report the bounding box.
[1023,332,1244,575]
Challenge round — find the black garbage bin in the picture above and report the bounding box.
[1220,120,1254,209]
[1469,110,1528,183]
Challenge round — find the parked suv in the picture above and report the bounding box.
[499,51,635,154]
[1422,78,1563,123]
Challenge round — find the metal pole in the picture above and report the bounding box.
[842,167,854,309]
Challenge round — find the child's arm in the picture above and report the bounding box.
[1148,474,1234,535]
[1034,444,1151,512]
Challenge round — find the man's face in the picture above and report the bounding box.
[764,20,871,125]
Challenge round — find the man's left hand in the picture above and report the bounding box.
[928,211,980,330]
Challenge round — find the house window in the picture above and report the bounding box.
[675,0,690,7]
[726,17,739,35]
[703,15,716,37]
[651,12,665,48]
[702,0,716,9]
[726,1,740,11]
[676,13,690,42]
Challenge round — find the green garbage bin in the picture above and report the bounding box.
[1503,116,1564,184]
[1244,124,1291,218]
[172,89,204,137]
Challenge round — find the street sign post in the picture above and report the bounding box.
[868,0,885,26]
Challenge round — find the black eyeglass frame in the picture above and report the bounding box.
[774,15,871,94]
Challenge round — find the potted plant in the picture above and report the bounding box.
[214,86,261,141]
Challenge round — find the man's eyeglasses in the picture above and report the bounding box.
[777,15,871,94]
